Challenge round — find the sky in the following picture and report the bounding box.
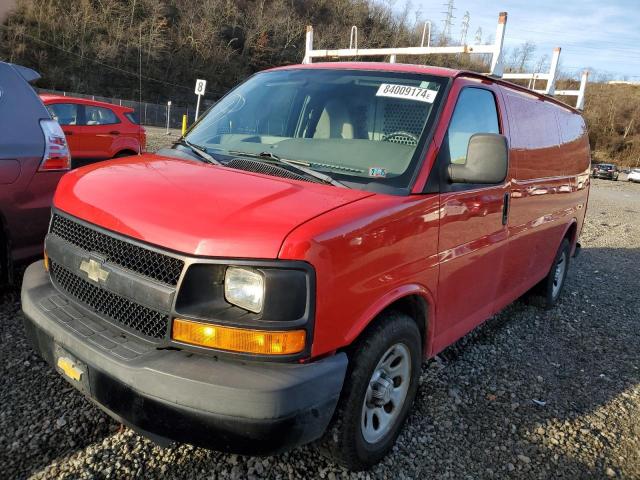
[392,0,640,80]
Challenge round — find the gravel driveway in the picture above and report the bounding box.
[1,178,639,480]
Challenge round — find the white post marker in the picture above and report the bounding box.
[166,101,172,135]
[194,79,207,121]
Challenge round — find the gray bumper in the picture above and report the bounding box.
[21,261,347,454]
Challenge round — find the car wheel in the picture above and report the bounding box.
[528,238,571,310]
[319,312,422,470]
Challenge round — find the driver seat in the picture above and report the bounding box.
[313,100,354,139]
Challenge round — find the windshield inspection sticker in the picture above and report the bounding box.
[369,167,387,178]
[376,83,438,103]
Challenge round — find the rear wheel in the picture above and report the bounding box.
[319,312,422,470]
[529,238,571,309]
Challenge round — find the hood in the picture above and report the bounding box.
[53,154,372,259]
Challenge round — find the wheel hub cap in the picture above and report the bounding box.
[360,343,412,444]
[552,251,566,298]
[370,374,393,406]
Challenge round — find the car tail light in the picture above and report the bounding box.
[39,119,71,171]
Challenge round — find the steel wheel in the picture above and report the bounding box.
[361,343,411,444]
[552,250,567,299]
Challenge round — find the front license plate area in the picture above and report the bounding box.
[54,344,90,393]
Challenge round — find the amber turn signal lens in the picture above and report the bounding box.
[172,319,306,355]
[43,250,50,271]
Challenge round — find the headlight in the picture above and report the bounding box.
[224,267,264,313]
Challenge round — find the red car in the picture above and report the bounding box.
[22,63,590,470]
[40,95,145,166]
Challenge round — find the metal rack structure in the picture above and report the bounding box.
[302,11,588,110]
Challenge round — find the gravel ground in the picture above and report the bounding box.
[144,126,182,153]
[1,177,639,479]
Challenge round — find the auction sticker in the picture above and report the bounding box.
[376,83,438,103]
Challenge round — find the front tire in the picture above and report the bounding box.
[320,312,422,470]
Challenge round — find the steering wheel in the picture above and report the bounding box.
[382,131,419,146]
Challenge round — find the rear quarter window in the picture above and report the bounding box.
[124,112,139,124]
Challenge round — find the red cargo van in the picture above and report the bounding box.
[22,63,590,470]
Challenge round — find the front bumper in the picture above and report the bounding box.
[21,261,347,454]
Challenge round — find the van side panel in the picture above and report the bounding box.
[555,108,591,245]
[497,85,590,307]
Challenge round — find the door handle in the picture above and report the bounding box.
[502,192,510,226]
[63,130,73,135]
[109,130,120,135]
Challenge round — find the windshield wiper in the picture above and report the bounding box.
[175,138,221,165]
[227,150,348,188]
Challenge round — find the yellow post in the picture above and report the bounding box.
[181,114,188,136]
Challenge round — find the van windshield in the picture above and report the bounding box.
[185,69,447,192]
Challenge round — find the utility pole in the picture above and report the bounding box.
[460,11,470,45]
[474,27,482,44]
[441,0,456,41]
[166,101,171,135]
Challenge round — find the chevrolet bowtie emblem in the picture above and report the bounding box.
[79,258,109,283]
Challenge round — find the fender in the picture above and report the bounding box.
[343,283,437,358]
[110,138,140,158]
[560,218,578,254]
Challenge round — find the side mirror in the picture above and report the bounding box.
[448,133,508,184]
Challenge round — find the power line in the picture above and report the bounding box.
[441,0,455,39]
[0,23,197,92]
[474,27,482,44]
[460,11,470,45]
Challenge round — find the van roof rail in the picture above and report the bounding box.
[303,11,588,110]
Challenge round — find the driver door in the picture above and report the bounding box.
[435,83,512,345]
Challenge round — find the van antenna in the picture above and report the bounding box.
[138,24,143,154]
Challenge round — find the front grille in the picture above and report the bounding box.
[50,214,184,285]
[50,261,169,339]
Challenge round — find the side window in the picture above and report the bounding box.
[84,106,119,126]
[47,103,80,126]
[446,88,500,164]
[124,112,139,124]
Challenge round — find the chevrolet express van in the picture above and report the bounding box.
[22,62,590,470]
